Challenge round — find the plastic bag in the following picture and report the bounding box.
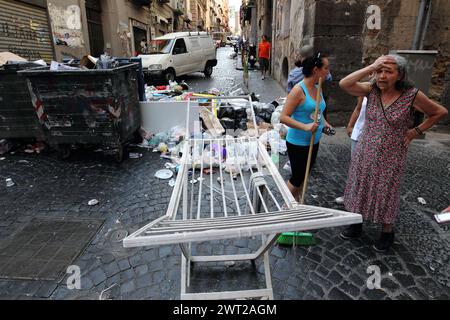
[168,126,186,143]
[149,132,169,147]
[96,53,119,69]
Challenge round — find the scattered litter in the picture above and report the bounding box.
[224,261,236,267]
[5,178,14,187]
[0,139,13,155]
[129,153,143,159]
[169,179,176,187]
[165,162,177,170]
[190,179,198,184]
[155,169,173,180]
[435,210,450,224]
[157,142,168,153]
[311,195,318,199]
[417,197,427,205]
[18,160,30,164]
[0,157,6,160]
[283,161,291,172]
[50,61,80,71]
[23,142,45,154]
[88,199,99,206]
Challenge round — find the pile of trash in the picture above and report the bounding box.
[49,53,120,71]
[147,94,290,186]
[145,80,191,101]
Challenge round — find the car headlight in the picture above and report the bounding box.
[149,64,162,70]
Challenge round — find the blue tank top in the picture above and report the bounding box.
[286,81,326,146]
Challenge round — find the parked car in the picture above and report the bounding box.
[139,32,218,83]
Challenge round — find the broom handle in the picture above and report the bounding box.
[301,77,323,205]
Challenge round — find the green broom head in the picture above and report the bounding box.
[277,232,316,246]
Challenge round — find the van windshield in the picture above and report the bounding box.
[147,39,174,54]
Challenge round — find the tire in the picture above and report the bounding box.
[164,69,175,83]
[114,144,128,163]
[204,64,213,78]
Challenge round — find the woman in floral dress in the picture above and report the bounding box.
[339,54,448,253]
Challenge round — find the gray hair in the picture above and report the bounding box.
[372,54,414,91]
[299,45,314,59]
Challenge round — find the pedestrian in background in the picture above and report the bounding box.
[280,53,334,203]
[258,35,271,80]
[287,45,333,93]
[287,45,314,93]
[339,54,448,252]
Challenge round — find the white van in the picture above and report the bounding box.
[139,32,218,83]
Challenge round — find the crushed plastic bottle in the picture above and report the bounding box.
[5,178,14,187]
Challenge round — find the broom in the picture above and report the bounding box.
[278,77,323,246]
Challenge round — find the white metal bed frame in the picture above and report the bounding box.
[123,96,362,300]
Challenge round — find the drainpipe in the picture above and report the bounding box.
[412,0,427,50]
[271,0,276,77]
[419,0,432,50]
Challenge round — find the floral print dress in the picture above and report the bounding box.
[344,86,419,224]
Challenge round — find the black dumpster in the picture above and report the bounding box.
[0,62,45,140]
[19,63,141,162]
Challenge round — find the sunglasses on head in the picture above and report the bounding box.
[313,52,322,66]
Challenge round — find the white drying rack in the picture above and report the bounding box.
[123,96,362,300]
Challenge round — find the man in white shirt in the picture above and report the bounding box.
[335,96,367,204]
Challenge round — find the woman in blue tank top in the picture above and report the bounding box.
[280,53,334,202]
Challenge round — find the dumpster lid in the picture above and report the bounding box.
[18,62,139,76]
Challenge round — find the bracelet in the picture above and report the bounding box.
[414,126,424,135]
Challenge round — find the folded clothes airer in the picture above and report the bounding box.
[123,95,361,300]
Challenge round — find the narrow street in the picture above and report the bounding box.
[0,47,449,301]
[178,46,286,102]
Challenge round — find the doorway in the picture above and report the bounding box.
[133,27,148,56]
[85,0,104,57]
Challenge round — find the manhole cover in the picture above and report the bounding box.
[109,229,128,242]
[0,218,103,281]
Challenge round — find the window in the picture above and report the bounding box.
[173,38,187,54]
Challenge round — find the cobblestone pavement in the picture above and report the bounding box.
[0,48,449,300]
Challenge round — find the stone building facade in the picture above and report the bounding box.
[247,0,450,125]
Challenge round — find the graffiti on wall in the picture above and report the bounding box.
[0,16,51,61]
[48,3,84,47]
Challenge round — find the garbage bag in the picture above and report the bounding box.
[234,107,247,120]
[220,118,236,130]
[254,101,278,123]
[218,107,235,119]
[96,53,119,69]
[236,119,248,131]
